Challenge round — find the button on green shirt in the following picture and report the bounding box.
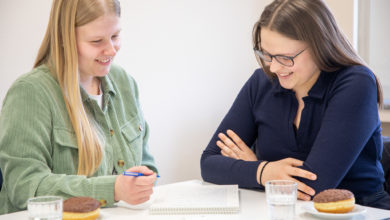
[0,64,157,214]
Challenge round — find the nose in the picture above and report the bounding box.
[269,58,283,73]
[104,40,119,56]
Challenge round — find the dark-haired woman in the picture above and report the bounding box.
[201,0,390,209]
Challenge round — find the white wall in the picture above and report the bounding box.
[356,0,390,101]
[325,0,354,44]
[0,0,359,185]
[367,0,390,100]
[0,1,52,106]
[117,0,270,184]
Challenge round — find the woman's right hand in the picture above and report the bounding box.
[114,166,157,205]
[258,158,317,201]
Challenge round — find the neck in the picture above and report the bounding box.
[293,70,321,101]
[80,76,101,95]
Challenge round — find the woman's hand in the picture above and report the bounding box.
[258,158,317,201]
[217,129,257,161]
[114,166,157,205]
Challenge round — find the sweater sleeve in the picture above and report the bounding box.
[200,70,263,189]
[0,80,116,212]
[300,67,380,193]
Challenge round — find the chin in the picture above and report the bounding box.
[96,68,111,77]
[278,81,294,90]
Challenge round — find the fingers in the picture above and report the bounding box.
[226,129,247,150]
[297,191,311,201]
[220,148,231,158]
[126,187,154,205]
[217,140,239,159]
[260,158,317,199]
[289,166,317,181]
[125,166,157,186]
[127,166,154,176]
[134,173,158,186]
[283,158,317,181]
[217,130,257,161]
[293,179,315,197]
[284,157,304,167]
[114,168,156,205]
[218,133,241,154]
[130,196,151,205]
[218,131,245,157]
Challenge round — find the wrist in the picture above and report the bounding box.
[256,161,270,186]
[114,175,120,202]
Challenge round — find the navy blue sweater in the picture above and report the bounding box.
[201,66,385,199]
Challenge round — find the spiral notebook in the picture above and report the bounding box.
[149,180,240,215]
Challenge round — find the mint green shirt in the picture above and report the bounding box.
[0,64,157,214]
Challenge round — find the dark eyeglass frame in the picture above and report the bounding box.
[254,48,306,67]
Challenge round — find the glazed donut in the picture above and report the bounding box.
[313,189,355,213]
[63,197,100,220]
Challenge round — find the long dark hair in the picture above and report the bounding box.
[253,0,382,106]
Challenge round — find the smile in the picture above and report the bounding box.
[95,58,112,63]
[277,72,293,77]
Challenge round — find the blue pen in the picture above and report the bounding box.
[123,171,160,178]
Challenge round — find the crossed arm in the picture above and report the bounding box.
[217,129,316,200]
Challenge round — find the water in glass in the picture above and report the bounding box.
[267,194,296,220]
[27,196,62,220]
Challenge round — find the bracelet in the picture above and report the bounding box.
[259,161,270,187]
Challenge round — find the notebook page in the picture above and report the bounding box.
[150,182,239,214]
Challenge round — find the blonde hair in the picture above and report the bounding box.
[253,0,382,106]
[34,0,121,176]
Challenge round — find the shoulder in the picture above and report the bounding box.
[244,68,276,97]
[12,65,56,88]
[107,64,138,90]
[251,68,270,82]
[1,65,58,121]
[334,65,376,84]
[321,65,378,107]
[246,68,274,89]
[330,65,377,92]
[3,65,58,103]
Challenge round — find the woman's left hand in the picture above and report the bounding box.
[217,129,257,161]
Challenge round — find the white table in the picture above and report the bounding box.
[1,180,390,220]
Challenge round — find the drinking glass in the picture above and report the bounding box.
[27,196,63,220]
[265,180,297,220]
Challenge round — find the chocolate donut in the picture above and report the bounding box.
[313,189,355,213]
[63,197,101,220]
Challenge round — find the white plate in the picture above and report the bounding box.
[301,203,367,218]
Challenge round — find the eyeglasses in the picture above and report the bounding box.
[254,48,306,67]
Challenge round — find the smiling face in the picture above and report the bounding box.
[75,13,121,84]
[260,28,320,96]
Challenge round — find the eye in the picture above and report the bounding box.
[112,35,120,41]
[91,39,102,43]
[279,56,291,62]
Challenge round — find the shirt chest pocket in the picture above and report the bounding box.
[52,128,78,174]
[120,116,143,163]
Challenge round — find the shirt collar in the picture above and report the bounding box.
[101,74,116,97]
[306,71,328,100]
[81,75,116,102]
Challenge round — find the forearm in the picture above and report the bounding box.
[36,174,117,206]
[7,169,117,210]
[201,153,262,189]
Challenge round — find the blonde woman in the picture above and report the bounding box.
[0,0,158,214]
[201,0,390,209]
